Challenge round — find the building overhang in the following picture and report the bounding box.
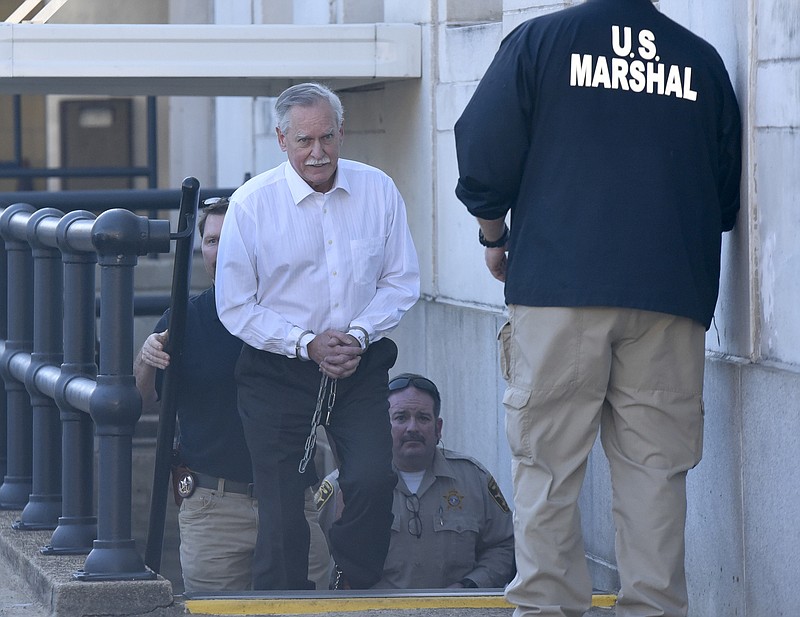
[0,22,422,96]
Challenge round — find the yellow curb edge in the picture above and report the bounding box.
[186,593,617,614]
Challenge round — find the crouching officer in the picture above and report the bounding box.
[318,373,515,589]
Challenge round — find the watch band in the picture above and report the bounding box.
[478,224,509,248]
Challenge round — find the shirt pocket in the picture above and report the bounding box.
[350,237,385,285]
[433,510,480,572]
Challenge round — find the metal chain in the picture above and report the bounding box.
[298,375,336,473]
[324,378,337,426]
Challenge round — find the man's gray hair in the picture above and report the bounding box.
[275,82,344,135]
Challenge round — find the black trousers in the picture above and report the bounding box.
[235,338,398,590]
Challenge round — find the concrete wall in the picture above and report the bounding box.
[751,0,800,364]
[663,2,800,615]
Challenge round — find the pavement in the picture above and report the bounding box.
[0,509,175,617]
[0,508,616,617]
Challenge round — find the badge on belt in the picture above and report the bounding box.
[177,470,196,499]
[170,452,195,506]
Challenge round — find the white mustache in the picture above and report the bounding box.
[305,157,331,166]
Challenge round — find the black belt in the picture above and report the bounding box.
[193,472,255,497]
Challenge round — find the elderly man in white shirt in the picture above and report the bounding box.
[215,82,420,591]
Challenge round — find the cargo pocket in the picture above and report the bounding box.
[689,397,705,470]
[498,320,512,381]
[503,385,533,462]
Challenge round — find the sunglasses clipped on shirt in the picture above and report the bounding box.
[405,493,422,539]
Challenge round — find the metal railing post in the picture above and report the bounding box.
[13,208,65,530]
[0,203,35,509]
[45,210,99,554]
[76,208,168,581]
[0,226,6,483]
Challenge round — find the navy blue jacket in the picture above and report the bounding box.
[155,286,252,483]
[455,0,741,328]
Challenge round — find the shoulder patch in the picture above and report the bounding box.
[487,476,510,513]
[315,479,335,511]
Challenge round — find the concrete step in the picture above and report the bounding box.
[1,509,617,617]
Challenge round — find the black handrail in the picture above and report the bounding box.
[0,187,235,213]
[144,177,199,573]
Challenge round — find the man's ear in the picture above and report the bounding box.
[435,417,443,443]
[276,127,288,152]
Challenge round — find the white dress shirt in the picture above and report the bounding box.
[215,159,420,358]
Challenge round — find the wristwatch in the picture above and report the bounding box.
[478,224,509,248]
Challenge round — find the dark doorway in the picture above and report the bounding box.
[60,99,133,190]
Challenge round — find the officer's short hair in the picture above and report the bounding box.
[198,197,229,237]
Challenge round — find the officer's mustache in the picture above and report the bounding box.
[402,432,425,444]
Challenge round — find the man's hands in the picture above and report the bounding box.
[477,218,508,282]
[307,330,364,379]
[484,246,508,282]
[139,330,171,369]
[134,330,170,416]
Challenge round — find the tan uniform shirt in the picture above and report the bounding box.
[317,448,515,589]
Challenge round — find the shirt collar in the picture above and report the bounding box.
[395,448,456,496]
[283,160,351,205]
[430,447,457,479]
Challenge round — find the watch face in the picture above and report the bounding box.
[177,472,196,498]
